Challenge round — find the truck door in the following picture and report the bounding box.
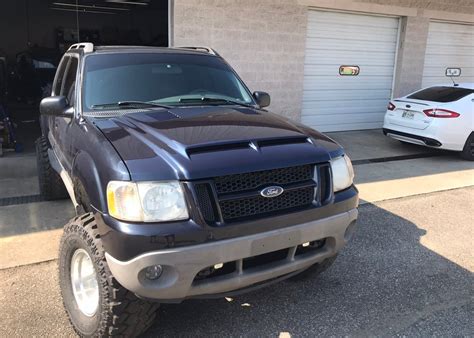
[50,55,78,172]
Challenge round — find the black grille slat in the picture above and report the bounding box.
[319,164,331,204]
[219,187,315,221]
[194,184,217,222]
[214,165,313,195]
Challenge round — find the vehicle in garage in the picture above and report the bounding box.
[383,83,474,160]
[37,43,359,336]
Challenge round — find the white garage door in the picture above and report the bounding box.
[302,11,399,132]
[422,21,474,87]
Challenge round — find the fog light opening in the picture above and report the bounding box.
[344,221,357,242]
[144,265,163,280]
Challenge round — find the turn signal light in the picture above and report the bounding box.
[387,102,396,111]
[423,109,460,118]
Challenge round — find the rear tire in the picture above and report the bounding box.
[35,136,68,200]
[58,213,159,337]
[460,133,474,161]
[288,255,338,282]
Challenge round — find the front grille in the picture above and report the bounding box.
[214,165,313,195]
[193,164,329,224]
[219,187,315,221]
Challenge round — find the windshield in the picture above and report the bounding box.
[82,53,254,111]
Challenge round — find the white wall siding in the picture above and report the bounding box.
[302,10,399,132]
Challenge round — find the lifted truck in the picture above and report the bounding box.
[37,43,358,336]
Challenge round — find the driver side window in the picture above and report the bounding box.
[52,57,68,96]
[61,57,78,107]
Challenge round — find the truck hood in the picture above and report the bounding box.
[92,106,342,181]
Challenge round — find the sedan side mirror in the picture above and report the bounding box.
[40,96,72,117]
[253,91,271,108]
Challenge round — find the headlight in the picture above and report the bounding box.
[107,181,189,222]
[331,155,354,192]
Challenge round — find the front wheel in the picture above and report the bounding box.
[460,133,474,161]
[58,213,159,336]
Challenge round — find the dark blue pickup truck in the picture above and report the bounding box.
[37,43,358,336]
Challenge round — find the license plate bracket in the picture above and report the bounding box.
[402,110,415,119]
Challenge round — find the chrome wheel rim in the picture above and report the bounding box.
[70,248,99,317]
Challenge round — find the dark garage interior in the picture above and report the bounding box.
[0,0,168,155]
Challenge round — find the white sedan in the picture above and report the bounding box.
[383,83,474,160]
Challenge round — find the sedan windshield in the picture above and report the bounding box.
[82,53,254,111]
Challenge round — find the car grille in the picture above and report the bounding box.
[214,165,313,194]
[193,164,331,224]
[219,187,315,221]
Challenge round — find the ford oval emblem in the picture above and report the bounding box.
[260,186,284,198]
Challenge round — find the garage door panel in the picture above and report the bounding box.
[304,65,394,76]
[304,78,394,91]
[425,46,474,56]
[305,121,384,132]
[307,30,398,43]
[305,37,396,52]
[305,51,396,66]
[302,10,399,132]
[423,66,474,77]
[427,36,474,47]
[302,89,393,102]
[308,11,399,29]
[303,112,385,125]
[429,23,474,34]
[422,22,474,87]
[302,106,388,117]
[424,54,474,66]
[302,98,390,110]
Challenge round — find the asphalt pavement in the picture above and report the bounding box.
[1,187,472,337]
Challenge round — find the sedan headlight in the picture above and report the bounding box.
[331,155,354,192]
[107,181,189,222]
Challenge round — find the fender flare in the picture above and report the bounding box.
[71,150,109,213]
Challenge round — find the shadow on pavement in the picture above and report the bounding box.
[143,202,473,336]
[0,189,472,336]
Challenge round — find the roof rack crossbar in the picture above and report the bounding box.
[68,42,94,54]
[176,46,219,56]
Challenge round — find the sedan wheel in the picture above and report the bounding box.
[461,133,474,161]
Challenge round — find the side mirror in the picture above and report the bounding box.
[40,96,72,117]
[253,91,271,108]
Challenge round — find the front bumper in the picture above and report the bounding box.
[105,208,358,301]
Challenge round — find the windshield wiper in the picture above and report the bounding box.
[178,97,255,108]
[91,101,171,109]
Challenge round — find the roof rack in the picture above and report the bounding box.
[175,46,219,56]
[68,42,94,54]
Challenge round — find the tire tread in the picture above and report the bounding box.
[59,213,159,337]
[35,136,68,200]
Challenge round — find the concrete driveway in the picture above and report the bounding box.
[1,187,472,336]
[0,128,473,336]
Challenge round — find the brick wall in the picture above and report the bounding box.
[173,0,473,123]
[393,16,431,97]
[172,0,307,121]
